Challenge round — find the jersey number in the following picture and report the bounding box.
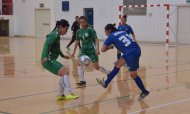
[118,34,132,47]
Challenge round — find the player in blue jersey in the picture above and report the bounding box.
[96,24,149,100]
[117,15,136,60]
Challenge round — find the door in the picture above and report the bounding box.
[0,20,9,36]
[84,8,93,27]
[35,9,51,38]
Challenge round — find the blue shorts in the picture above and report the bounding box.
[122,49,141,71]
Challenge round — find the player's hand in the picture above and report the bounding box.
[64,55,70,60]
[109,45,114,49]
[96,50,100,55]
[41,57,48,65]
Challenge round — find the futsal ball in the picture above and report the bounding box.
[79,55,91,66]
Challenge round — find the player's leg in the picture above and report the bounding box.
[76,52,86,86]
[96,57,126,88]
[124,51,149,100]
[117,50,122,59]
[130,71,149,100]
[89,53,109,75]
[76,60,86,85]
[92,62,109,75]
[43,60,78,100]
[57,62,79,100]
[42,60,65,100]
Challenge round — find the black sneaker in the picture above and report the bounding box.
[76,81,86,86]
[138,91,149,101]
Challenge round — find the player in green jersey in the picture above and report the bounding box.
[71,16,109,86]
[41,19,78,100]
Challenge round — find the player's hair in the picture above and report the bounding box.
[79,16,87,21]
[52,19,70,31]
[122,15,127,20]
[79,16,89,27]
[105,23,117,33]
[75,16,79,18]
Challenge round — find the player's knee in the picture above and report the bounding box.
[58,67,69,76]
[115,62,122,69]
[94,65,99,70]
[78,61,82,66]
[130,71,137,79]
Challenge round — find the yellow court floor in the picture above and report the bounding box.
[0,37,190,114]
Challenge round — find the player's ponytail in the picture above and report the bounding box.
[105,23,118,33]
[52,19,70,31]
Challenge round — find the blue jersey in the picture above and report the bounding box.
[104,31,139,55]
[118,24,134,35]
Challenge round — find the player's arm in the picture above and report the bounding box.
[95,39,100,55]
[101,36,113,52]
[41,33,57,64]
[59,50,69,59]
[90,28,100,55]
[130,26,137,42]
[101,45,114,52]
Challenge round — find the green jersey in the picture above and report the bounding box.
[41,30,65,60]
[76,27,97,53]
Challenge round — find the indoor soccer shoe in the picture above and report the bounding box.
[64,93,79,100]
[96,78,107,88]
[138,91,149,101]
[76,81,86,86]
[56,95,66,101]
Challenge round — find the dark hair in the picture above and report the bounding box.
[53,19,70,31]
[105,23,117,33]
[122,15,127,20]
[79,16,87,21]
[79,16,89,27]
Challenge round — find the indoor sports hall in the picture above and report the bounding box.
[0,0,190,114]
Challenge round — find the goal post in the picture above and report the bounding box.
[118,4,170,50]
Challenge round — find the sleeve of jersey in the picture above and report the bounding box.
[103,36,113,47]
[130,26,134,34]
[76,31,80,41]
[41,33,57,59]
[117,26,120,30]
[90,28,97,40]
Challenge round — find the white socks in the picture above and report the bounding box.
[62,75,72,94]
[58,75,72,96]
[58,78,64,96]
[99,66,109,75]
[78,65,85,81]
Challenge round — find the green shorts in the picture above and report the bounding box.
[42,60,63,75]
[79,51,99,63]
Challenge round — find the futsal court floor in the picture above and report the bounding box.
[0,37,190,114]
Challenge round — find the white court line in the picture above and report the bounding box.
[129,97,190,114]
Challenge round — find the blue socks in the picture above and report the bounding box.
[105,67,120,86]
[117,53,121,59]
[134,76,148,93]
